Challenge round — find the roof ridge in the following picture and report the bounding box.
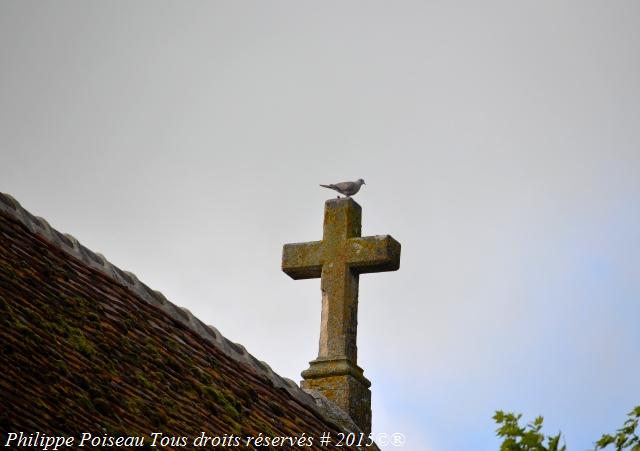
[0,192,361,435]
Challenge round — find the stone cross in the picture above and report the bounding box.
[282,197,401,434]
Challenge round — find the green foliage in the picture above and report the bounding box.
[494,411,565,451]
[594,406,640,451]
[495,406,640,451]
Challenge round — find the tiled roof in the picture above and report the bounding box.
[0,193,372,450]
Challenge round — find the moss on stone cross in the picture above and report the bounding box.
[282,197,401,434]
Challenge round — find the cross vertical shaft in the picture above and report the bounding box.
[319,264,359,362]
[282,198,401,434]
[318,198,361,363]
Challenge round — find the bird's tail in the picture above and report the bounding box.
[319,184,333,189]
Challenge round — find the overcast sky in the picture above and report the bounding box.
[2,2,640,450]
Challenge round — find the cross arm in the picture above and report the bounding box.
[346,235,401,274]
[282,241,323,279]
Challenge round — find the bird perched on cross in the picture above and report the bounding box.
[319,179,365,198]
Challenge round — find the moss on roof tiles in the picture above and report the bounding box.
[0,212,359,450]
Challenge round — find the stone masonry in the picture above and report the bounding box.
[282,198,401,434]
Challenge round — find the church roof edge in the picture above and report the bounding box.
[0,192,366,436]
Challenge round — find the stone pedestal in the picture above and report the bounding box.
[301,358,371,435]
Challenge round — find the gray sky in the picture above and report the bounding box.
[2,2,640,449]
